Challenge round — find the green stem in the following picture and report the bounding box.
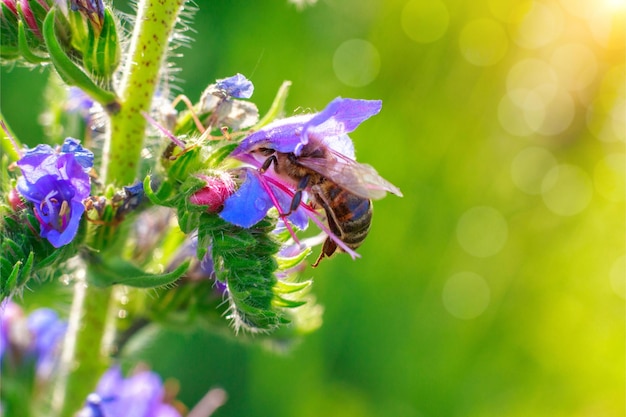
[103,0,185,186]
[0,115,21,162]
[49,2,186,416]
[50,271,114,417]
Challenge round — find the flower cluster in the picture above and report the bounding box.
[1,0,403,412]
[15,137,93,248]
[0,301,66,375]
[77,367,183,417]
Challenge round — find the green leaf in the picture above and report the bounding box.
[82,8,120,83]
[43,8,119,111]
[276,247,312,270]
[88,255,190,288]
[273,279,312,295]
[17,21,48,63]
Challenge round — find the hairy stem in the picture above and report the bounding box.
[102,0,186,186]
[50,270,114,417]
[50,2,187,416]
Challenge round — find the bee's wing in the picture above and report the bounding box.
[298,150,403,199]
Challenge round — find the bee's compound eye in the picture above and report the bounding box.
[258,147,275,156]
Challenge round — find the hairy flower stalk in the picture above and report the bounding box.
[1,0,401,413]
[104,0,186,186]
[50,1,187,416]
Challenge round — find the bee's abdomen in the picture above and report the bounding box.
[327,188,372,250]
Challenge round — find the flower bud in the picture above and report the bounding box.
[81,7,120,82]
[189,172,235,213]
[70,0,104,32]
[0,0,20,59]
[18,0,51,39]
[7,187,26,211]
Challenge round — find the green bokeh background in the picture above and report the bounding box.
[1,0,624,416]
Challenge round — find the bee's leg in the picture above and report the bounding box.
[286,174,310,215]
[259,155,278,173]
[312,238,337,268]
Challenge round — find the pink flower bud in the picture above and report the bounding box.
[8,187,26,211]
[190,172,235,213]
[2,0,18,15]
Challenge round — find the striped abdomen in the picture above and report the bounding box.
[312,182,372,266]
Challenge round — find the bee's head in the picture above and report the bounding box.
[252,146,276,156]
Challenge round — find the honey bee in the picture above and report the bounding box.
[252,140,402,267]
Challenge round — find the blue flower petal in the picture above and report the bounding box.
[220,169,310,230]
[220,170,271,228]
[216,73,254,99]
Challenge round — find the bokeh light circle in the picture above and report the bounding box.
[550,43,598,92]
[609,255,625,299]
[594,153,626,202]
[333,39,381,87]
[559,0,595,19]
[498,95,533,136]
[536,90,576,136]
[457,206,508,257]
[510,1,564,49]
[589,6,626,50]
[442,272,491,320]
[541,164,593,216]
[507,59,558,107]
[506,59,575,135]
[511,147,558,195]
[459,19,509,66]
[401,0,449,43]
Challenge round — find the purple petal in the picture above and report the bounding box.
[220,170,271,228]
[231,97,381,158]
[61,138,94,171]
[39,200,85,248]
[231,114,313,157]
[152,404,182,417]
[96,366,124,398]
[216,73,254,99]
[298,97,381,155]
[16,147,56,183]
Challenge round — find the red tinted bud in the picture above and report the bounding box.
[8,187,26,211]
[190,172,235,213]
[19,0,50,38]
[3,0,17,15]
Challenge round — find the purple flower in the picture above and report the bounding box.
[0,301,66,379]
[231,97,380,158]
[66,87,96,121]
[219,97,381,229]
[77,367,182,417]
[220,168,308,229]
[215,73,254,99]
[219,97,402,262]
[16,138,93,247]
[199,74,259,130]
[0,300,26,360]
[26,307,66,378]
